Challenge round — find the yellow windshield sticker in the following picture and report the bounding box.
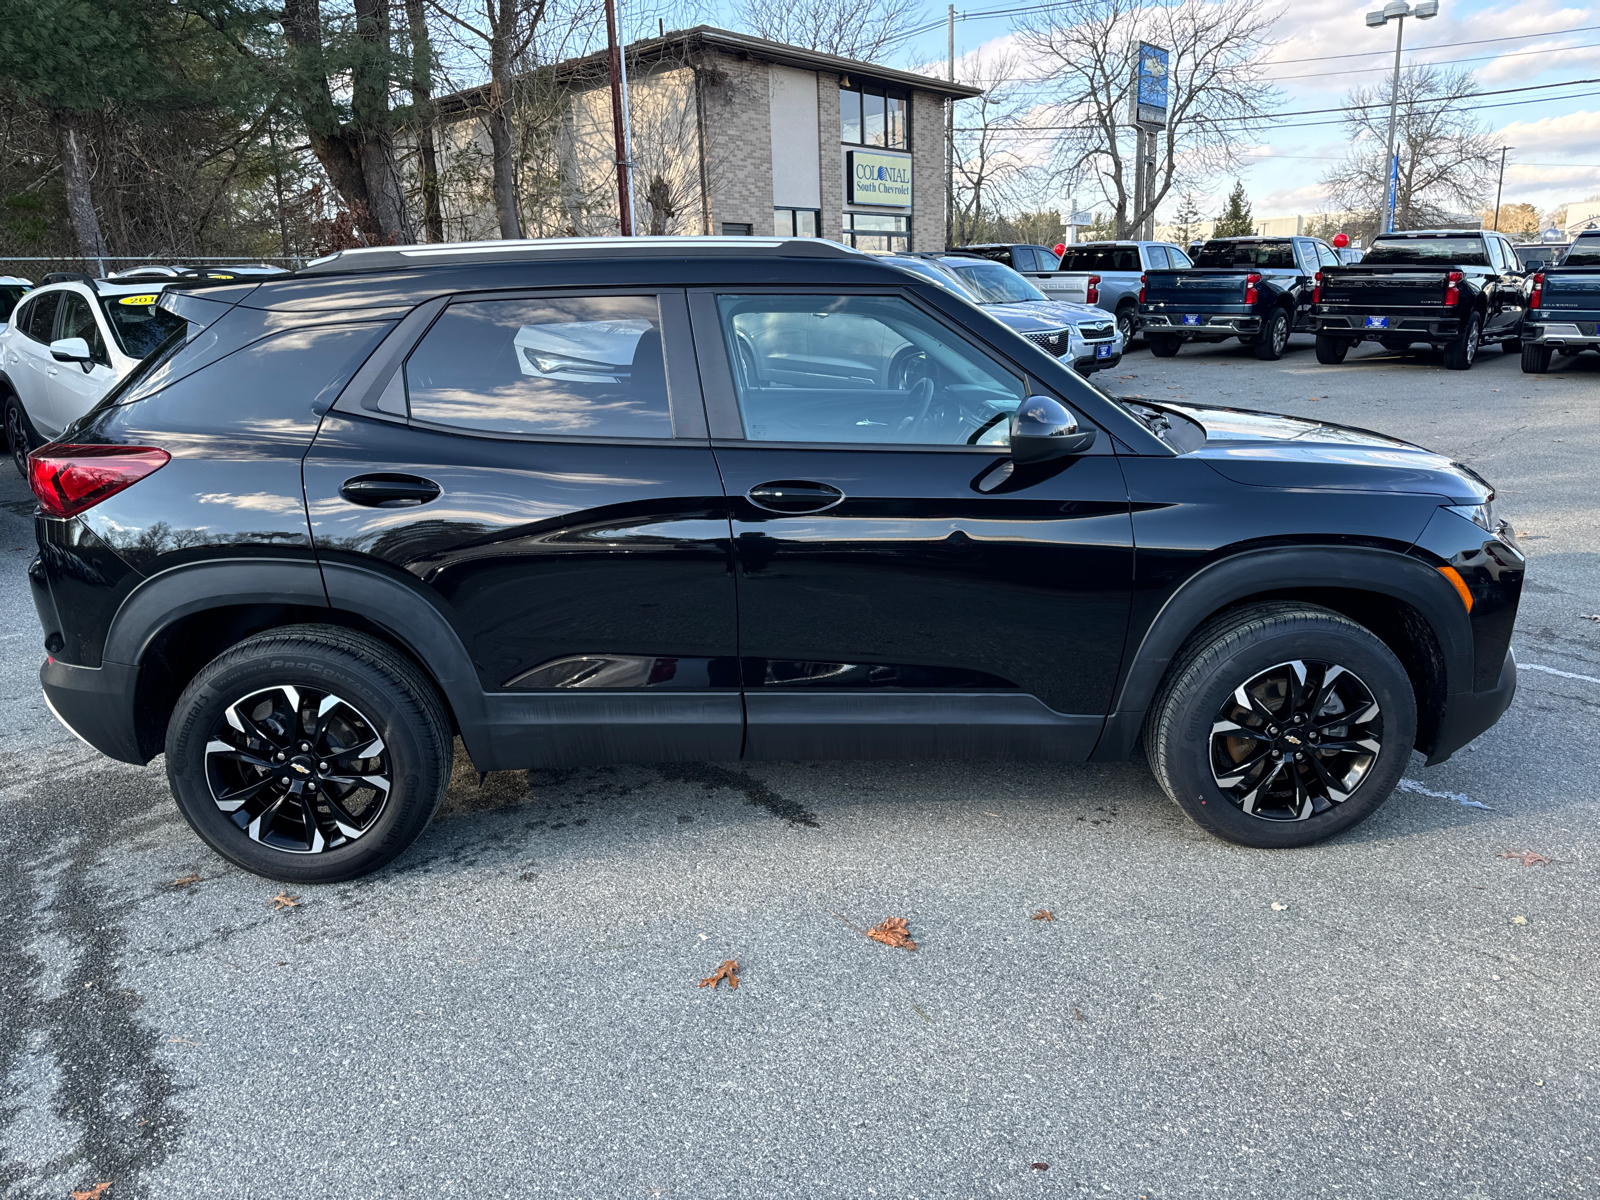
[119,294,160,306]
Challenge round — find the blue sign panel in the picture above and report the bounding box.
[1137,43,1169,109]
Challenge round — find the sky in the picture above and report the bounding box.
[689,0,1600,224]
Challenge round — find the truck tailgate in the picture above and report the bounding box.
[1144,270,1251,306]
[1320,268,1448,309]
[1033,272,1092,303]
[1539,269,1600,317]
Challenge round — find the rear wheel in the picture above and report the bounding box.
[1314,334,1350,364]
[1146,602,1415,849]
[1521,343,1553,373]
[1116,305,1137,345]
[1443,312,1481,370]
[1148,335,1181,357]
[165,625,454,883]
[4,395,35,480]
[1254,308,1292,360]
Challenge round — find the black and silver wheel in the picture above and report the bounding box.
[167,625,453,882]
[1146,602,1414,848]
[1254,307,1291,360]
[1444,312,1481,370]
[1116,305,1137,345]
[4,395,33,480]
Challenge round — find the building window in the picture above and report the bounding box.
[774,209,820,237]
[839,81,907,149]
[721,222,754,236]
[841,212,909,252]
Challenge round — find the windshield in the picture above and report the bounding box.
[0,284,28,323]
[1195,241,1297,268]
[99,292,189,357]
[1058,246,1139,272]
[1364,236,1489,266]
[944,260,1047,304]
[1562,237,1600,266]
[884,257,980,301]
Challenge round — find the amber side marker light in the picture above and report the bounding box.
[1437,565,1474,612]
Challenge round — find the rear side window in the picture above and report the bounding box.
[100,293,187,358]
[405,295,671,439]
[1195,242,1297,269]
[25,291,61,343]
[1035,246,1061,269]
[1011,247,1039,271]
[56,294,111,367]
[1058,246,1138,272]
[1364,237,1490,266]
[1563,238,1600,266]
[1144,246,1170,270]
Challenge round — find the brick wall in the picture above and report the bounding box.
[815,72,844,243]
[911,91,946,252]
[700,52,774,234]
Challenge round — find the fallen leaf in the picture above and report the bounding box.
[169,874,201,888]
[268,893,300,911]
[1071,1005,1086,1022]
[1511,915,1528,926]
[72,1185,111,1200]
[1307,397,1320,402]
[1271,902,1288,911]
[1030,1162,1049,1170]
[1499,849,1553,867]
[866,916,917,951]
[912,1003,932,1024]
[1031,909,1055,922]
[697,959,739,990]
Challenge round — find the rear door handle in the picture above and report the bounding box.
[746,480,845,514]
[339,473,441,508]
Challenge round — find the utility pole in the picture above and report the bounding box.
[1492,145,1512,231]
[1368,1,1438,234]
[946,4,955,249]
[605,0,633,236]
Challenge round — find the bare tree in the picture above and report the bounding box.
[403,0,446,241]
[1320,65,1497,236]
[734,0,920,61]
[951,51,1054,244]
[1018,0,1281,238]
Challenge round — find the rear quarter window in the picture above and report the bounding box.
[101,293,189,357]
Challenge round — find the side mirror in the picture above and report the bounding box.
[1010,395,1096,463]
[50,337,92,364]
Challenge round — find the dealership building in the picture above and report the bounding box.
[432,27,981,252]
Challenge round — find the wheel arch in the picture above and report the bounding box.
[1091,546,1472,762]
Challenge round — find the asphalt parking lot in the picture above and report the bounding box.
[3,334,1598,1199]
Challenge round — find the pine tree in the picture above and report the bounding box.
[1213,181,1255,237]
[1084,210,1116,241]
[1172,193,1205,244]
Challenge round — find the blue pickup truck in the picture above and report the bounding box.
[1520,231,1600,373]
[1138,236,1339,360]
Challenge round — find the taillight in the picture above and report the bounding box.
[1086,274,1100,304]
[1244,272,1261,306]
[1529,271,1544,310]
[28,445,170,519]
[1138,272,1147,305]
[1312,271,1323,305]
[1444,270,1463,307]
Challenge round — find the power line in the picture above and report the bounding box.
[1258,22,1600,66]
[1262,39,1600,83]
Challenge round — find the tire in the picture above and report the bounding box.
[1314,334,1350,364]
[4,394,35,480]
[165,624,454,883]
[1115,305,1138,345]
[1148,335,1181,357]
[1443,311,1482,370]
[1145,602,1415,849]
[1254,307,1291,360]
[1521,343,1553,374]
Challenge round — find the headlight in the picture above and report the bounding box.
[1444,500,1496,532]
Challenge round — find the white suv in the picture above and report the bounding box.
[1,275,187,476]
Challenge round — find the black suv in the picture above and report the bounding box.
[26,238,1523,883]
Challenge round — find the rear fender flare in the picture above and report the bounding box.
[1094,545,1475,757]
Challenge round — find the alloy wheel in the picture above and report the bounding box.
[1209,659,1381,822]
[6,403,25,479]
[1272,312,1290,355]
[204,684,392,853]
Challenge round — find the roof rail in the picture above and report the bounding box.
[41,271,99,293]
[294,235,865,277]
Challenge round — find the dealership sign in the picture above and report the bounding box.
[849,150,912,207]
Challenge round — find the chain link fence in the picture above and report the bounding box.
[0,255,311,282]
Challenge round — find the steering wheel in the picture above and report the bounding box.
[894,377,935,441]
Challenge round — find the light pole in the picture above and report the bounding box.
[1365,0,1438,235]
[1492,145,1512,230]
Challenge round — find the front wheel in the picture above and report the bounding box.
[1148,335,1181,357]
[1521,343,1553,374]
[1145,602,1415,849]
[165,625,454,883]
[1254,308,1291,360]
[1314,334,1350,364]
[1443,312,1481,370]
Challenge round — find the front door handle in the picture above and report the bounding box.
[339,473,441,508]
[746,480,845,514]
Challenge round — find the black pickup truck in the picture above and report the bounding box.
[1138,236,1338,360]
[1311,229,1527,370]
[1520,231,1600,373]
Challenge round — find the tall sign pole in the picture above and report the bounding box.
[1130,42,1168,241]
[946,4,955,249]
[1380,14,1404,234]
[605,0,633,236]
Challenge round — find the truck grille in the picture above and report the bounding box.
[1023,329,1071,355]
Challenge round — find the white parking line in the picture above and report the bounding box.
[1397,779,1492,810]
[1519,662,1600,685]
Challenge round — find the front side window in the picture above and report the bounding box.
[1168,247,1193,268]
[100,292,187,358]
[839,82,908,149]
[1317,243,1341,269]
[56,293,111,367]
[717,293,1025,447]
[405,294,671,439]
[1145,245,1170,270]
